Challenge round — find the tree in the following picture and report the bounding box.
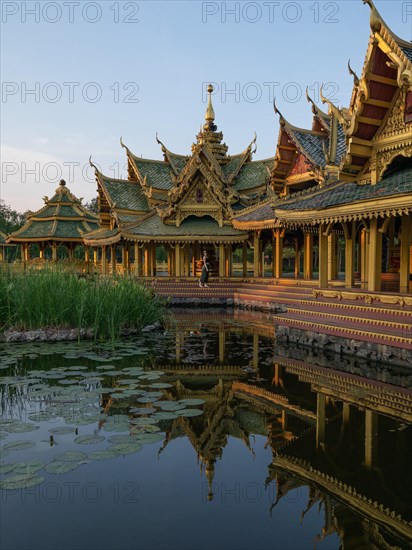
[84,197,99,214]
[0,200,25,234]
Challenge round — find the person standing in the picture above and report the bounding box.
[199,250,210,288]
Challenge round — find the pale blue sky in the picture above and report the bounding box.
[1,0,411,210]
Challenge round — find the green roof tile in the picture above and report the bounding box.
[128,215,247,238]
[102,178,150,212]
[131,155,174,190]
[167,151,188,174]
[276,166,412,212]
[232,159,274,191]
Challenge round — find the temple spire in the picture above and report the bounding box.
[205,84,215,123]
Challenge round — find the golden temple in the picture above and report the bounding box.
[5,0,411,298]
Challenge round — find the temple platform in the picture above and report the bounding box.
[143,277,412,364]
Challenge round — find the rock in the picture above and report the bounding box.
[2,328,93,342]
[142,321,163,332]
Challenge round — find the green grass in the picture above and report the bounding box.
[0,269,165,341]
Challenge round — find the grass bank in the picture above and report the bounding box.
[0,269,165,341]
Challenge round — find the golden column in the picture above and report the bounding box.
[0,247,3,263]
[368,217,382,292]
[318,225,328,288]
[175,243,181,277]
[316,393,326,450]
[400,214,411,293]
[134,243,140,275]
[219,243,225,277]
[242,241,248,277]
[327,233,338,281]
[360,228,369,289]
[52,242,58,261]
[101,246,107,275]
[253,231,261,277]
[274,229,283,279]
[344,221,355,288]
[364,410,378,469]
[218,330,225,364]
[110,245,116,274]
[252,333,259,370]
[225,244,232,277]
[294,239,300,279]
[122,244,130,274]
[143,244,149,277]
[303,232,313,279]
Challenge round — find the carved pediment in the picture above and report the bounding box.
[179,180,219,209]
[174,179,225,227]
[378,87,407,140]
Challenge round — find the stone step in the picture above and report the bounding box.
[285,306,412,332]
[274,313,412,349]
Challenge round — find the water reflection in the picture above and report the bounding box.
[0,309,411,550]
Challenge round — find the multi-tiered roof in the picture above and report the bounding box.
[233,0,412,231]
[84,85,276,247]
[7,180,99,244]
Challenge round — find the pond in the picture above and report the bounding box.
[1,309,411,550]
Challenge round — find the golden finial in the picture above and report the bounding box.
[347,60,360,87]
[205,84,215,122]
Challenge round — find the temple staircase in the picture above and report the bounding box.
[143,278,412,351]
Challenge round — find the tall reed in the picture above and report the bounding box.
[0,268,165,341]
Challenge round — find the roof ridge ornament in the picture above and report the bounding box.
[347,60,360,87]
[120,136,127,150]
[88,155,99,174]
[273,98,285,126]
[320,84,350,128]
[362,0,382,33]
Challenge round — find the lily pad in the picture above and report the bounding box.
[6,422,40,433]
[135,433,164,445]
[89,449,121,461]
[13,461,45,475]
[107,435,136,445]
[45,461,80,474]
[0,462,18,474]
[152,411,179,420]
[158,402,186,412]
[179,399,205,406]
[49,426,76,435]
[131,417,159,426]
[109,442,143,455]
[3,440,36,451]
[74,435,105,445]
[54,451,87,462]
[177,409,204,417]
[0,474,44,490]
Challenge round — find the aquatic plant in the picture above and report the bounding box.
[0,269,165,341]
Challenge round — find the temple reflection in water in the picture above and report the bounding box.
[147,311,411,549]
[1,311,411,549]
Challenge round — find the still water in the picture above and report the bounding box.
[1,309,411,550]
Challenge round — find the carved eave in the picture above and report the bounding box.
[276,193,412,227]
[91,165,113,228]
[225,136,256,184]
[283,122,325,181]
[124,150,169,209]
[341,1,412,182]
[156,135,190,178]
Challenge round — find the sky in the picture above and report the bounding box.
[1,0,411,211]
